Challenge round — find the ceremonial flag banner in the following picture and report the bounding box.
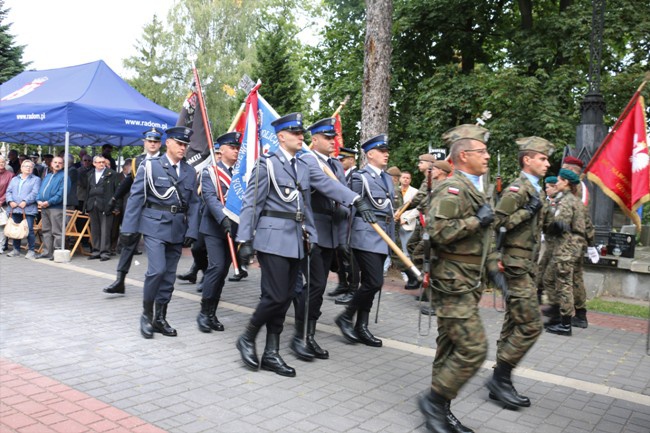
[176,86,212,172]
[586,94,649,229]
[333,113,343,157]
[224,83,280,222]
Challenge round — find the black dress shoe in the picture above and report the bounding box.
[88,255,100,260]
[100,256,110,261]
[334,292,354,305]
[328,284,349,297]
[228,270,248,282]
[35,253,53,260]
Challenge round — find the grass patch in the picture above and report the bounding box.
[586,298,649,319]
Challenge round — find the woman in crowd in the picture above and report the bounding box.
[0,155,16,253]
[5,159,42,258]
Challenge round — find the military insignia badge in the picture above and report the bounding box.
[448,187,459,195]
[509,186,520,192]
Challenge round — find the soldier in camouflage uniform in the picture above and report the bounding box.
[486,137,553,410]
[561,157,597,328]
[543,169,585,336]
[418,124,494,433]
[536,176,558,304]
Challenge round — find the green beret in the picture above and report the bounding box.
[441,124,489,146]
[558,168,580,185]
[545,176,558,184]
[515,136,555,156]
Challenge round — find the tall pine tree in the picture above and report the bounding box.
[0,0,28,84]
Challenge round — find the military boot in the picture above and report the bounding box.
[290,320,315,361]
[103,271,126,294]
[572,308,588,328]
[306,320,329,359]
[140,301,155,339]
[197,299,216,333]
[543,305,561,328]
[354,310,382,347]
[152,303,177,336]
[261,333,296,377]
[335,305,359,343]
[177,262,199,284]
[546,315,572,336]
[328,283,349,297]
[209,300,224,331]
[334,291,354,305]
[418,390,454,433]
[486,362,531,409]
[444,399,475,433]
[236,322,261,370]
[541,303,559,317]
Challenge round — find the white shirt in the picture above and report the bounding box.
[94,168,105,184]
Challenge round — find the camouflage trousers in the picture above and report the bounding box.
[572,255,587,310]
[406,221,424,267]
[544,256,580,316]
[431,310,488,400]
[497,274,543,367]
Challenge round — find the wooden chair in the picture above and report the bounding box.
[64,210,92,258]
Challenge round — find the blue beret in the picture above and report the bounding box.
[216,131,242,148]
[361,134,389,153]
[307,117,337,137]
[143,127,162,142]
[271,112,305,134]
[165,126,193,144]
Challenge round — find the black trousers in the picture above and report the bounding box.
[116,233,141,273]
[295,244,334,322]
[201,234,232,301]
[335,245,360,289]
[191,233,208,271]
[349,249,386,313]
[251,252,301,334]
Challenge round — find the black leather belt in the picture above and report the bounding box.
[261,210,305,222]
[355,214,392,224]
[146,203,187,214]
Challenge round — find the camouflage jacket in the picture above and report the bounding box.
[427,172,490,318]
[494,172,545,279]
[550,190,587,260]
[407,175,436,213]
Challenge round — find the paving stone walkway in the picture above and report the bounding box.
[1,252,649,432]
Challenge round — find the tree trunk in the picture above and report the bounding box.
[361,0,393,155]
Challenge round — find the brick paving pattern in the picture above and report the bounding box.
[1,252,649,432]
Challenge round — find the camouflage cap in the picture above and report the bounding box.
[441,124,489,146]
[515,136,555,156]
[433,160,452,173]
[386,166,401,177]
[418,153,436,163]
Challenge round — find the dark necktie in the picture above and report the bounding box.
[172,164,178,177]
[290,158,297,178]
[228,166,233,176]
[327,158,336,173]
[380,171,389,190]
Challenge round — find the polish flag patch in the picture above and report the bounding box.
[509,186,520,192]
[448,187,459,195]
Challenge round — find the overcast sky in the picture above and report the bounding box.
[5,0,176,77]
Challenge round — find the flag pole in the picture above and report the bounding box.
[332,95,350,117]
[585,78,648,173]
[227,103,245,133]
[192,63,240,274]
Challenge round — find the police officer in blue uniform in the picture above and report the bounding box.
[235,113,316,377]
[103,128,162,294]
[196,131,241,333]
[335,135,395,347]
[121,126,201,339]
[291,118,376,361]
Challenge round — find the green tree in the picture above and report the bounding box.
[0,0,28,84]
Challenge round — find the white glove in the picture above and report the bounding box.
[587,246,599,264]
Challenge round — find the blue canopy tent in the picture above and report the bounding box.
[0,60,177,146]
[0,60,178,255]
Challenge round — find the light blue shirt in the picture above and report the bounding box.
[458,170,482,191]
[522,171,541,193]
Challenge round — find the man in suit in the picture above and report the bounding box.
[196,131,241,333]
[121,126,200,339]
[335,135,395,348]
[291,118,375,361]
[235,113,316,377]
[103,128,163,294]
[85,155,120,261]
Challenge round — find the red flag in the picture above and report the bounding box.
[332,113,343,157]
[586,95,649,229]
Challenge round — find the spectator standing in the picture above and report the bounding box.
[7,150,20,175]
[65,154,79,210]
[74,149,88,169]
[77,154,93,211]
[85,156,120,260]
[102,144,117,170]
[5,160,41,258]
[0,156,16,252]
[397,171,419,257]
[35,156,70,259]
